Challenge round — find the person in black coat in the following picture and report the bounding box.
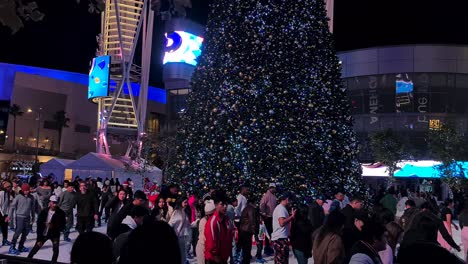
[400,202,461,252]
[27,195,66,264]
[341,197,363,229]
[107,190,147,240]
[291,204,313,264]
[307,195,325,233]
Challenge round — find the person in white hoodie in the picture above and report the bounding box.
[169,197,190,264]
[196,200,215,264]
[113,205,148,260]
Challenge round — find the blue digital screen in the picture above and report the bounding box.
[163,31,203,66]
[88,55,110,100]
[394,161,468,178]
[396,80,414,94]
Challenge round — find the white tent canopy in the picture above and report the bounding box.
[67,152,162,189]
[40,158,75,183]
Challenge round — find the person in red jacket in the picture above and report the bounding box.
[204,190,233,264]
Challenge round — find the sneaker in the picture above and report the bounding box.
[18,246,30,253]
[256,258,266,263]
[2,239,11,246]
[64,237,72,242]
[8,246,19,255]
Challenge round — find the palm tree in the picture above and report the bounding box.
[9,104,23,150]
[53,110,70,152]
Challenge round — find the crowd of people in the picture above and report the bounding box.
[0,175,465,264]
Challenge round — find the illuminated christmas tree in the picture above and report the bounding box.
[168,0,365,200]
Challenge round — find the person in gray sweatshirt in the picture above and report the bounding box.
[58,184,76,242]
[8,183,39,255]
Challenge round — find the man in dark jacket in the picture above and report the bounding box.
[27,195,66,264]
[341,197,363,229]
[238,197,259,264]
[399,199,418,232]
[107,190,147,239]
[75,181,98,234]
[400,202,461,252]
[349,220,387,263]
[307,195,325,232]
[113,205,148,259]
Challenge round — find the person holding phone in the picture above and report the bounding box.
[271,192,296,264]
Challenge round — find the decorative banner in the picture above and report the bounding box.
[163,31,203,66]
[88,55,110,100]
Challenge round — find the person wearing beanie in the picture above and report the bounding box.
[27,195,66,264]
[196,200,215,264]
[8,183,40,255]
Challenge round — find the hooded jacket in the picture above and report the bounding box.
[204,211,233,262]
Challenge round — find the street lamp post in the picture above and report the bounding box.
[28,108,42,162]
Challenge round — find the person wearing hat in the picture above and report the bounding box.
[307,195,326,235]
[196,200,216,264]
[27,195,66,264]
[8,183,40,255]
[259,183,277,256]
[271,192,296,264]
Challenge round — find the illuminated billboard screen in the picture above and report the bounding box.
[88,55,110,100]
[395,73,414,113]
[163,31,203,66]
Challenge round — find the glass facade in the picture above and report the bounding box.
[344,73,468,160]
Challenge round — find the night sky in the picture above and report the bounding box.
[1,0,468,87]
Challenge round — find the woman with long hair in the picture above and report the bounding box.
[312,210,346,264]
[437,198,459,251]
[36,179,52,209]
[291,204,313,264]
[151,197,170,222]
[105,190,128,218]
[169,196,190,264]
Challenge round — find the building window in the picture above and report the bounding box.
[75,124,91,133]
[429,119,442,130]
[147,113,162,135]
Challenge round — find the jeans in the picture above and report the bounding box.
[238,231,253,264]
[293,248,309,264]
[264,217,273,251]
[256,238,264,259]
[63,210,74,239]
[28,236,60,264]
[0,213,9,241]
[76,216,94,234]
[11,216,30,249]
